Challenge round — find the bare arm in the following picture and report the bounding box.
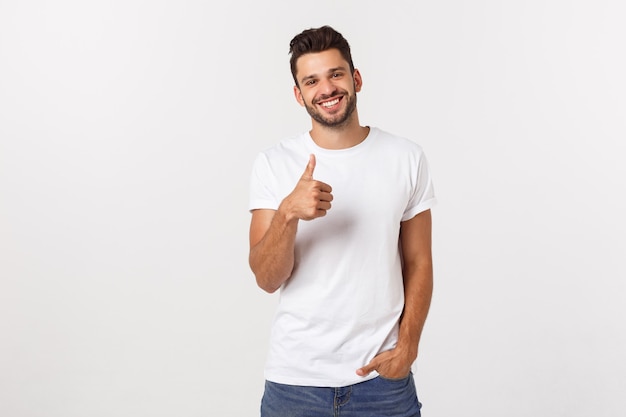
[249,154,333,293]
[249,209,298,293]
[396,208,434,363]
[357,209,433,378]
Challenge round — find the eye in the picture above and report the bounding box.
[332,72,343,78]
[305,79,317,86]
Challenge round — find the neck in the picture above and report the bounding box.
[309,113,370,150]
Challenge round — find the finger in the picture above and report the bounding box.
[356,361,377,377]
[316,201,331,211]
[317,181,332,193]
[318,191,333,202]
[301,154,316,180]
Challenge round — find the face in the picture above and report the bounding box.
[293,49,362,129]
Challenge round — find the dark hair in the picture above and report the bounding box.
[289,25,355,87]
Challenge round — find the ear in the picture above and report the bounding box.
[293,85,305,107]
[353,69,363,93]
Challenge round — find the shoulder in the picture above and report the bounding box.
[259,132,309,161]
[251,132,310,178]
[370,127,426,156]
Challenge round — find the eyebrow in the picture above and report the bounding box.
[300,66,349,85]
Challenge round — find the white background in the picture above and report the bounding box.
[1,1,625,416]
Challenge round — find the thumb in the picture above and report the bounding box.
[356,360,377,377]
[301,154,316,180]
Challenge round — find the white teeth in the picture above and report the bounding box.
[321,98,340,108]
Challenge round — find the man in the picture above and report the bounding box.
[248,25,436,417]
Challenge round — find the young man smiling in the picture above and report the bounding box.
[248,26,436,417]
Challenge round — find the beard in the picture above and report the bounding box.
[304,87,357,128]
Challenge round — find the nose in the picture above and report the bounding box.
[317,77,337,96]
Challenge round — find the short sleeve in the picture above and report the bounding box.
[249,152,280,212]
[401,150,437,221]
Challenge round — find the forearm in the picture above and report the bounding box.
[396,261,433,357]
[249,208,299,293]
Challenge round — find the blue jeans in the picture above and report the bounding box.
[260,373,422,417]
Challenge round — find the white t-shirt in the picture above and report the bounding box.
[248,127,436,387]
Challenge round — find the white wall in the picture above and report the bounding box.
[1,1,624,416]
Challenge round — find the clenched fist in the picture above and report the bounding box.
[280,154,333,221]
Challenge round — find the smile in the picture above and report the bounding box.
[319,97,341,108]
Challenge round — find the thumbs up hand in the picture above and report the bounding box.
[280,154,333,221]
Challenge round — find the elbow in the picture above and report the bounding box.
[250,261,285,293]
[249,253,291,294]
[255,273,285,294]
[258,280,280,294]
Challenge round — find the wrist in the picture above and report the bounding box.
[395,338,418,360]
[277,200,299,224]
